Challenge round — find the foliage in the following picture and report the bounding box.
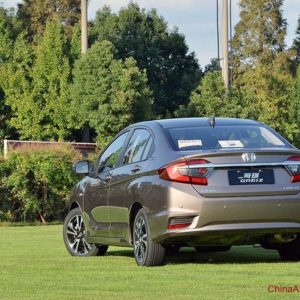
[2,21,72,140]
[17,0,81,38]
[0,6,22,141]
[204,58,221,74]
[70,40,153,147]
[181,72,255,119]
[0,6,21,62]
[90,3,202,118]
[231,0,296,143]
[290,65,300,146]
[237,55,296,141]
[0,146,81,222]
[292,15,300,69]
[232,0,287,72]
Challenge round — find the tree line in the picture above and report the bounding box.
[0,0,300,147]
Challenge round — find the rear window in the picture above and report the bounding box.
[168,125,288,151]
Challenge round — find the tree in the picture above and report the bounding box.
[3,21,72,140]
[0,6,23,140]
[290,65,300,145]
[204,58,221,74]
[17,0,81,38]
[185,71,254,119]
[90,3,202,118]
[232,0,287,73]
[70,40,153,147]
[231,0,295,141]
[292,15,300,69]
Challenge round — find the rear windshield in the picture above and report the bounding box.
[168,125,289,151]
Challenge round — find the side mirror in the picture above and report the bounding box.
[73,160,90,175]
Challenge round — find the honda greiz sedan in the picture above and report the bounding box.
[63,118,300,266]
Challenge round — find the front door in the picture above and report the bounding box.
[83,131,129,238]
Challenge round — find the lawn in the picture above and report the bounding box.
[0,225,299,300]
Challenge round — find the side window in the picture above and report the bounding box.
[98,132,128,171]
[141,137,153,160]
[123,129,151,165]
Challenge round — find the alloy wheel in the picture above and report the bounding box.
[66,214,92,255]
[134,215,148,264]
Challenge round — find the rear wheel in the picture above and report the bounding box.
[278,237,300,261]
[133,209,165,266]
[63,208,108,256]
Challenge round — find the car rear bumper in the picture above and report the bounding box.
[153,222,300,245]
[148,183,300,245]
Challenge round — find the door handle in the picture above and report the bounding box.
[131,165,141,173]
[104,173,112,183]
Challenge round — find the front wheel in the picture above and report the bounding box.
[63,207,108,257]
[133,209,165,266]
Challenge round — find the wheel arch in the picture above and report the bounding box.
[69,201,81,212]
[129,202,143,244]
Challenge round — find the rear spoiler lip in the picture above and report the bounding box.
[181,148,300,158]
[186,161,300,169]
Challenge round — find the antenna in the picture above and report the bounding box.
[209,116,216,128]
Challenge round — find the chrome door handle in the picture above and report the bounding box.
[131,165,141,173]
[104,173,112,182]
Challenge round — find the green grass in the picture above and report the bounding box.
[0,226,300,300]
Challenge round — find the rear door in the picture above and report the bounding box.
[108,128,153,238]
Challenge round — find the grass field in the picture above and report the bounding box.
[0,225,300,300]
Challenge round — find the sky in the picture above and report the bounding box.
[1,0,299,67]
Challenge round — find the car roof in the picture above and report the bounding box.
[131,118,260,129]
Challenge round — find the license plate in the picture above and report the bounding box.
[228,169,274,185]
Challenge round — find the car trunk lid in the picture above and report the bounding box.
[181,148,300,197]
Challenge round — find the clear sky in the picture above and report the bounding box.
[1,0,299,67]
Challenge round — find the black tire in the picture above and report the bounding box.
[195,245,231,253]
[133,208,165,266]
[278,237,300,261]
[63,207,108,257]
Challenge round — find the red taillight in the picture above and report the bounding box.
[286,156,300,183]
[291,174,300,183]
[158,159,211,185]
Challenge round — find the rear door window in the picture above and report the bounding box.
[122,129,151,164]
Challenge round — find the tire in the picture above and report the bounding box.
[278,237,300,261]
[133,209,165,266]
[63,207,108,257]
[195,246,231,253]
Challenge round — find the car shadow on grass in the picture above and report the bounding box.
[106,246,283,265]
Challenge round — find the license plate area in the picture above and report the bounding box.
[228,169,274,185]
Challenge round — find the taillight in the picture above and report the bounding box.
[158,159,212,185]
[286,156,300,183]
